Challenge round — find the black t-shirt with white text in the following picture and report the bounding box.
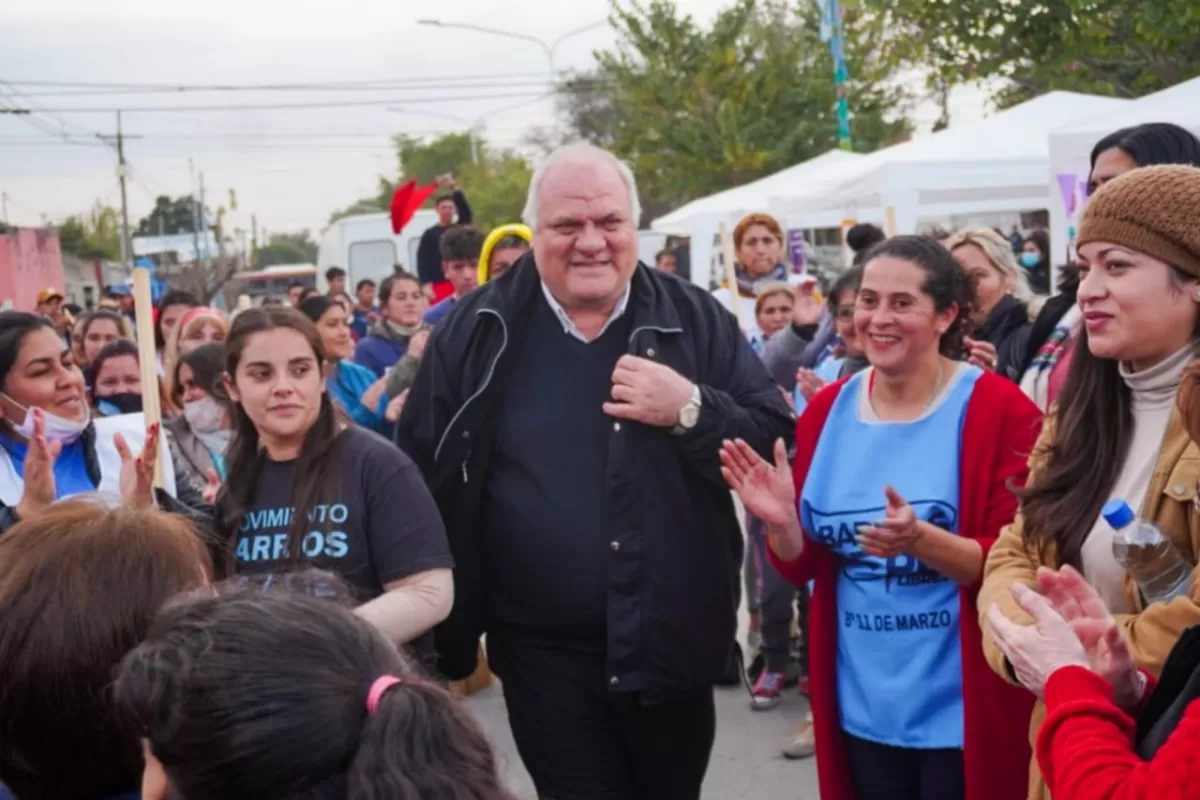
[222,425,452,612]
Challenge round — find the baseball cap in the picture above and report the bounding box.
[35,288,64,304]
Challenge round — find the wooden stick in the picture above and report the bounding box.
[131,268,165,489]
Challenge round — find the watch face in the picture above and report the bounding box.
[680,405,701,428]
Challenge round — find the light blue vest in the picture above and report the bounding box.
[800,365,981,749]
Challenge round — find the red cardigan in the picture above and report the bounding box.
[1037,666,1198,800]
[770,371,1042,800]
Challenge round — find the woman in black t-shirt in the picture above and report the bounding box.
[216,307,453,656]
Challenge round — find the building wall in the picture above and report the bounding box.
[0,228,64,311]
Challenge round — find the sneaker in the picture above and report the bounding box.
[782,721,815,759]
[750,671,785,710]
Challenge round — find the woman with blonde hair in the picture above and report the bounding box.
[947,228,1033,381]
[980,165,1200,800]
[163,307,229,399]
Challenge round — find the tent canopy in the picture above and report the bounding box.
[650,149,863,236]
[1050,75,1200,158]
[771,91,1131,232]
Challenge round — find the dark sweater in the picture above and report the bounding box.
[416,191,472,285]
[483,292,633,647]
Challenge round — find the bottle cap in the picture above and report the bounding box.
[1102,499,1135,529]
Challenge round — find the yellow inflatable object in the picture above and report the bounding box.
[478,223,533,284]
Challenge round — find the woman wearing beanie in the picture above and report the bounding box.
[980,164,1200,800]
[1017,122,1200,413]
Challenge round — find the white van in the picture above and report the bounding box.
[316,209,439,292]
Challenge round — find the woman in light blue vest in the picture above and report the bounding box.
[722,236,1042,800]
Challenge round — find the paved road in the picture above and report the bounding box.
[465,674,820,799]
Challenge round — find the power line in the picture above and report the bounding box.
[1,72,564,91]
[14,79,562,98]
[0,90,557,114]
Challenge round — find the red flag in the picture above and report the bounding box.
[390,180,439,234]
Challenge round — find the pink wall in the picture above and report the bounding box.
[0,229,64,311]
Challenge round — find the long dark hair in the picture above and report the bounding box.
[220,307,345,569]
[0,311,56,392]
[173,342,227,408]
[858,235,975,356]
[114,582,515,800]
[154,289,200,350]
[1088,122,1200,194]
[1020,267,1200,567]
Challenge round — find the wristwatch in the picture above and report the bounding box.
[672,384,702,434]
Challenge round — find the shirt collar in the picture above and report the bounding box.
[540,281,631,343]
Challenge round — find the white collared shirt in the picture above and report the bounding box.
[540,281,632,343]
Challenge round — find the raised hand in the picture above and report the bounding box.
[793,281,823,327]
[795,368,827,402]
[856,486,921,558]
[16,409,62,520]
[116,422,160,509]
[964,337,998,372]
[201,468,221,505]
[385,389,409,424]
[719,438,796,528]
[361,375,390,417]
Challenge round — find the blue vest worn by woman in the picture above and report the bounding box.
[799,364,981,749]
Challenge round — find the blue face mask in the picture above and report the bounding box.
[1019,252,1041,269]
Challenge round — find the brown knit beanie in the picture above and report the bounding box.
[1077,164,1200,278]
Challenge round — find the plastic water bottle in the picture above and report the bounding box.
[1104,499,1194,604]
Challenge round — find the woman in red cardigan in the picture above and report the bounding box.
[989,563,1199,800]
[721,235,1041,800]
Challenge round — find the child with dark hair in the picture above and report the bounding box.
[425,225,486,326]
[116,583,515,800]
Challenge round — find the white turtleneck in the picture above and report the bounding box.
[1081,344,1197,612]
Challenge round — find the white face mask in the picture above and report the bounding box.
[183,395,226,434]
[2,393,91,445]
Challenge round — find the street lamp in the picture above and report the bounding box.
[386,107,482,163]
[416,19,607,78]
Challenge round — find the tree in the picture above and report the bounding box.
[257,231,320,267]
[873,0,1200,106]
[329,132,533,232]
[135,195,209,237]
[58,203,122,260]
[555,0,913,220]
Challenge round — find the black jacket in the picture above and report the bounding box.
[0,421,215,535]
[976,295,1032,381]
[415,190,472,285]
[396,255,794,694]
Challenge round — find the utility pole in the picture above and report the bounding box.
[96,111,142,271]
[1,192,8,224]
[198,171,209,265]
[189,158,201,265]
[251,213,258,268]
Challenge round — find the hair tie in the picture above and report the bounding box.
[366,675,402,714]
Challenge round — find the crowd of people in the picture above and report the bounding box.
[3,120,1200,800]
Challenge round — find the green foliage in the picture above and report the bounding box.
[257,231,319,267]
[331,132,532,232]
[58,203,121,260]
[873,0,1200,106]
[135,195,210,237]
[557,0,913,218]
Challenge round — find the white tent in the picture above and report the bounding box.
[1048,76,1200,265]
[651,149,863,235]
[650,150,866,291]
[770,91,1131,239]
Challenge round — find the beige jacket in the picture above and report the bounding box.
[978,407,1200,800]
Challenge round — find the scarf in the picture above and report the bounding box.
[733,262,789,298]
[370,318,426,343]
[1020,303,1082,412]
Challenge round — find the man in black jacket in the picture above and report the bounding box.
[415,176,472,291]
[396,144,792,800]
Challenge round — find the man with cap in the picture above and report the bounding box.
[34,288,64,318]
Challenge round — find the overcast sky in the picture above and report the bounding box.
[0,0,986,242]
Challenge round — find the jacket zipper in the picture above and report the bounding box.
[434,308,509,481]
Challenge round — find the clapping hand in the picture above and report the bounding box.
[719,438,796,528]
[115,422,160,509]
[987,584,1091,698]
[385,389,409,424]
[795,368,827,402]
[793,281,823,327]
[855,486,922,558]
[16,409,62,520]
[1036,565,1145,709]
[201,468,221,505]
